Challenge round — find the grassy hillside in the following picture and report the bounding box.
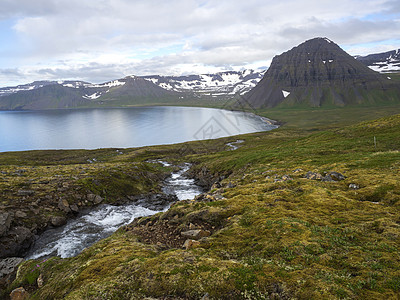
[2,110,400,299]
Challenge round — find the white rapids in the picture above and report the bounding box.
[26,162,203,259]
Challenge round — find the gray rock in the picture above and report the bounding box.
[87,193,96,202]
[0,212,13,237]
[131,194,178,211]
[0,257,24,288]
[0,227,34,258]
[305,172,323,180]
[15,211,27,218]
[349,183,360,189]
[183,239,200,250]
[69,204,79,213]
[181,229,211,240]
[58,199,71,213]
[93,195,103,205]
[17,190,35,196]
[321,175,335,182]
[328,172,346,181]
[50,216,67,227]
[87,194,103,204]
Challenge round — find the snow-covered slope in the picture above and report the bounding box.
[356,49,400,73]
[0,81,58,97]
[0,70,266,102]
[141,70,266,96]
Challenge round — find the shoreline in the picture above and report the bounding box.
[0,105,280,153]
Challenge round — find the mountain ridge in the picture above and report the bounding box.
[242,37,400,108]
[0,70,265,110]
[355,49,400,73]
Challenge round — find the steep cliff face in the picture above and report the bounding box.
[243,38,399,108]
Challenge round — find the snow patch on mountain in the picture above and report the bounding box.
[0,81,55,97]
[0,69,266,100]
[356,49,400,73]
[87,80,126,88]
[83,92,102,100]
[141,70,266,96]
[282,90,290,98]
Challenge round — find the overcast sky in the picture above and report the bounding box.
[0,0,399,87]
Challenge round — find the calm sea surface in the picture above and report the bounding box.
[0,106,276,152]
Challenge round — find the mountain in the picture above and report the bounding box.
[141,70,265,96]
[355,49,400,73]
[0,70,265,110]
[0,77,181,110]
[242,37,400,108]
[0,81,58,97]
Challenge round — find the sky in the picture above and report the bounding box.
[0,0,399,87]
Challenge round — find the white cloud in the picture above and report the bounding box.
[0,0,399,86]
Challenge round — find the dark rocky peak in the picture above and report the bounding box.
[242,37,399,108]
[265,37,383,88]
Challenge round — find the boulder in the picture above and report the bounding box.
[281,175,292,181]
[15,211,27,218]
[183,239,200,250]
[17,190,35,196]
[58,199,71,213]
[87,193,96,202]
[93,195,103,204]
[37,273,44,288]
[0,227,34,258]
[328,172,346,181]
[349,184,360,190]
[132,194,178,211]
[181,229,211,240]
[87,194,103,204]
[321,175,335,182]
[0,257,24,288]
[50,216,67,227]
[305,172,323,180]
[10,287,29,300]
[69,204,79,213]
[0,212,13,237]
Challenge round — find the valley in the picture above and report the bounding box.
[0,107,399,299]
[1,37,400,299]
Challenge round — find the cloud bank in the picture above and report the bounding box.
[0,0,399,86]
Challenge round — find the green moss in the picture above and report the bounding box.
[4,111,400,299]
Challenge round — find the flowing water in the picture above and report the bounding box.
[26,162,203,259]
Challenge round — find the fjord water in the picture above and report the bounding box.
[0,106,276,152]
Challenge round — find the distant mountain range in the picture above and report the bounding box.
[242,38,400,108]
[0,70,265,110]
[355,49,400,73]
[1,40,400,110]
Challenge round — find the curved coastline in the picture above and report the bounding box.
[0,106,279,153]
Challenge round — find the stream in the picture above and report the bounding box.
[26,162,203,259]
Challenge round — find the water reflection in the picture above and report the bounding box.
[0,106,277,152]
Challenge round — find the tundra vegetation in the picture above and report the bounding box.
[1,104,400,299]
